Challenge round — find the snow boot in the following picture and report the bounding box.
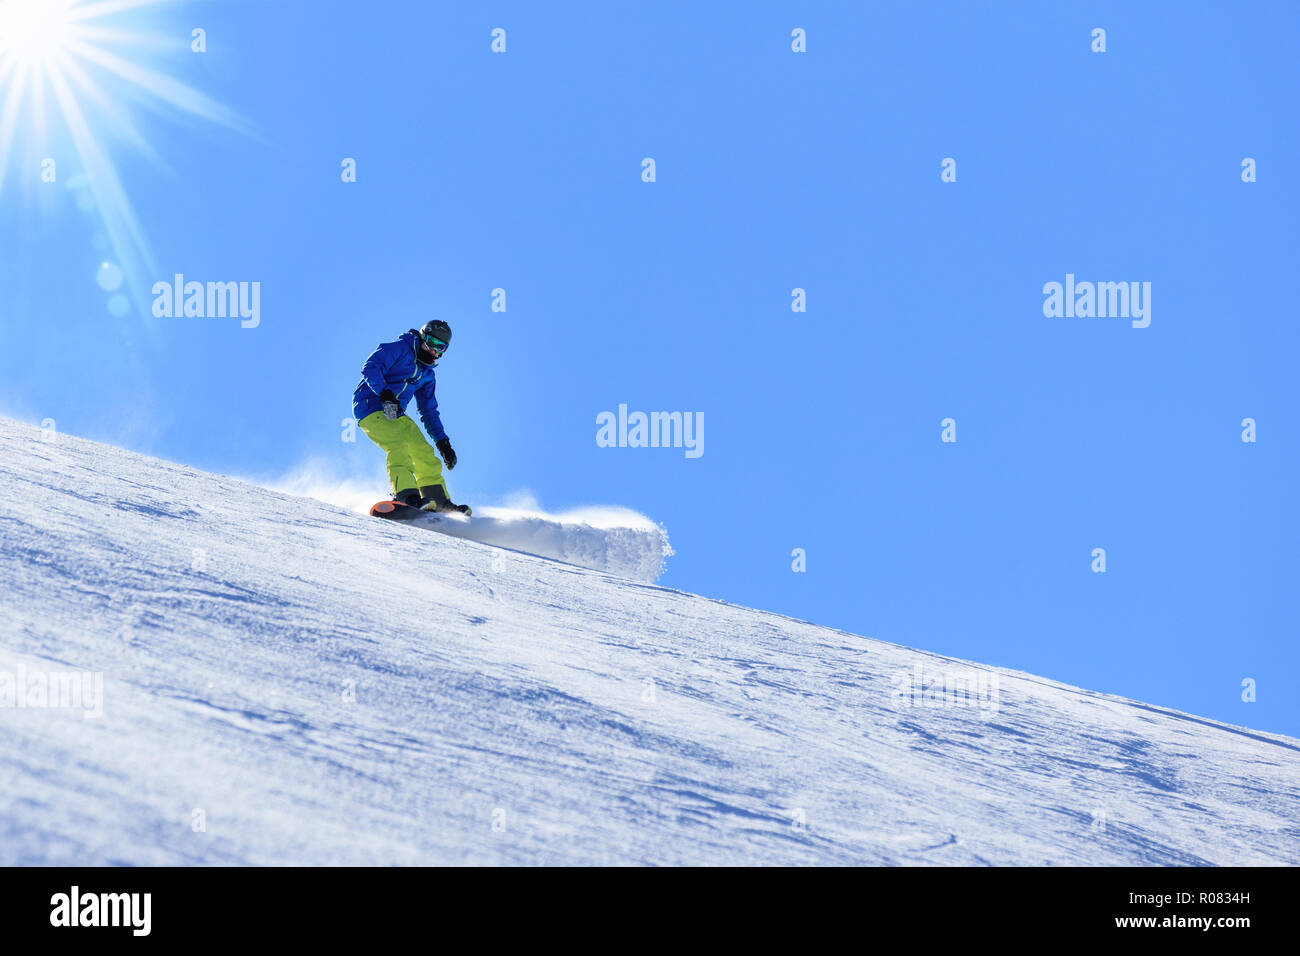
[394,488,423,507]
[417,484,471,515]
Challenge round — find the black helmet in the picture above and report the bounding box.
[417,320,451,365]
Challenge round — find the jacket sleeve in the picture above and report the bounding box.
[360,341,398,397]
[414,378,448,442]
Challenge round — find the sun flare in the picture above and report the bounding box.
[0,0,72,60]
[0,0,72,63]
[0,0,245,306]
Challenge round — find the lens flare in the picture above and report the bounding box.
[0,0,71,62]
[0,0,247,303]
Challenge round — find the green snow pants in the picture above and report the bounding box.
[358,411,448,499]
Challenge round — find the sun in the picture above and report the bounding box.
[0,0,246,309]
[0,0,72,63]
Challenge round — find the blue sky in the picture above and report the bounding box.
[1,0,1297,735]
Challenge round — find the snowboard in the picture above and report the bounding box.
[369,500,473,522]
[369,500,425,521]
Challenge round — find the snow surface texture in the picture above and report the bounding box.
[0,418,1297,865]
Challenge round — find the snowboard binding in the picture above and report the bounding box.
[416,484,472,516]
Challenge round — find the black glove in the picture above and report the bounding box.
[379,389,401,421]
[436,438,457,470]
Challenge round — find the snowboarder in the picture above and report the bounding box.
[353,320,470,514]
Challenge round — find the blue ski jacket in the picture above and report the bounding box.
[352,330,449,442]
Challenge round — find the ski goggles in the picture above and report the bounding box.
[421,334,449,355]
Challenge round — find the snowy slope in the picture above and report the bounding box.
[0,418,1297,866]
